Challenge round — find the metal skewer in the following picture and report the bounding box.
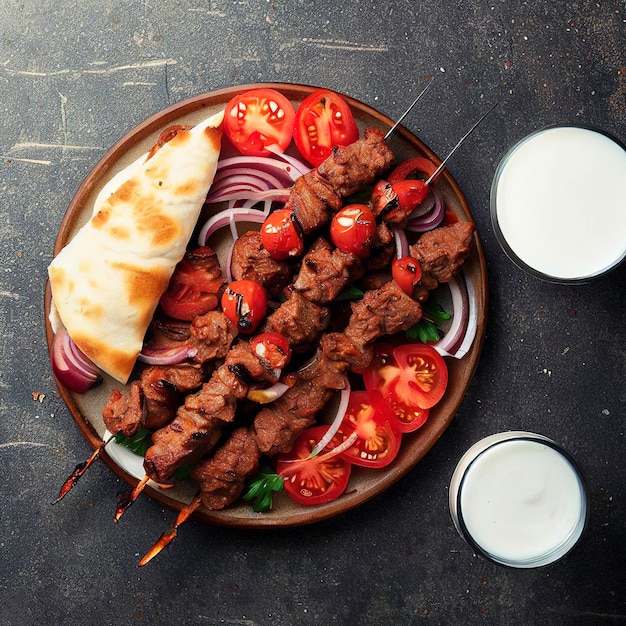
[384,78,436,140]
[424,101,499,186]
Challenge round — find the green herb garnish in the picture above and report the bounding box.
[114,427,153,456]
[407,300,451,344]
[335,284,364,302]
[242,465,284,512]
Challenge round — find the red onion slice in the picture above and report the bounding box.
[308,378,351,458]
[393,226,410,259]
[198,207,268,246]
[51,326,103,394]
[406,187,445,232]
[138,344,198,365]
[247,382,291,404]
[265,145,313,176]
[431,271,478,359]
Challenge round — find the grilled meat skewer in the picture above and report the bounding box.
[191,221,474,511]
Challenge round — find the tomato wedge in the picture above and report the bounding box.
[224,88,296,157]
[387,157,438,183]
[160,247,224,321]
[293,89,359,167]
[362,343,446,432]
[336,391,402,468]
[276,425,351,506]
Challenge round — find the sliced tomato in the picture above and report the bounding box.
[392,256,423,295]
[276,425,351,506]
[224,88,296,157]
[221,279,268,334]
[330,204,376,258]
[362,343,437,433]
[293,89,359,167]
[336,391,402,468]
[250,332,291,370]
[260,208,304,260]
[387,157,438,183]
[160,247,224,321]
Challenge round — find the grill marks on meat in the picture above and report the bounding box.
[410,221,474,286]
[287,128,395,235]
[291,238,362,304]
[262,293,330,352]
[317,128,396,197]
[191,353,349,510]
[230,231,293,296]
[143,340,277,483]
[102,365,206,437]
[191,427,260,510]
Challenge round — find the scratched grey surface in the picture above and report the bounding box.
[1,1,625,625]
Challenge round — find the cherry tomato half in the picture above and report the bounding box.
[221,279,268,334]
[260,209,304,260]
[160,247,224,321]
[276,425,352,506]
[224,88,296,157]
[330,204,376,258]
[392,256,423,295]
[336,391,402,468]
[250,332,291,370]
[362,343,432,433]
[293,89,359,167]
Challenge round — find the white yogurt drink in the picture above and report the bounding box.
[449,432,587,568]
[491,127,626,282]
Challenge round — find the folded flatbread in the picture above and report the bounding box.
[48,110,224,384]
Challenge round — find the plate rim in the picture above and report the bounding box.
[45,82,488,528]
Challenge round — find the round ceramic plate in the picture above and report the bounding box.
[45,83,488,528]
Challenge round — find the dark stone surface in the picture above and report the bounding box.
[1,1,624,624]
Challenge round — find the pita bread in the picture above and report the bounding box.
[49,111,224,384]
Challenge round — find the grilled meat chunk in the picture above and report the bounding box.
[188,310,237,364]
[144,340,277,483]
[191,428,260,510]
[344,280,423,347]
[230,231,294,296]
[286,172,342,235]
[317,128,395,197]
[262,292,330,352]
[102,381,144,437]
[292,238,362,304]
[410,221,474,285]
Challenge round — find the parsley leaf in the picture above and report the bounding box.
[407,300,451,344]
[242,465,284,512]
[335,285,364,301]
[114,427,153,457]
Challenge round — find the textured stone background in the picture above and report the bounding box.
[1,1,624,624]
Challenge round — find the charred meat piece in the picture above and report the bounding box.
[102,381,144,437]
[410,221,475,285]
[191,427,260,510]
[292,238,362,304]
[141,364,205,431]
[188,310,237,364]
[344,280,423,348]
[262,292,330,352]
[230,231,294,296]
[317,128,395,197]
[253,353,348,458]
[319,332,373,371]
[144,340,277,483]
[285,172,341,235]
